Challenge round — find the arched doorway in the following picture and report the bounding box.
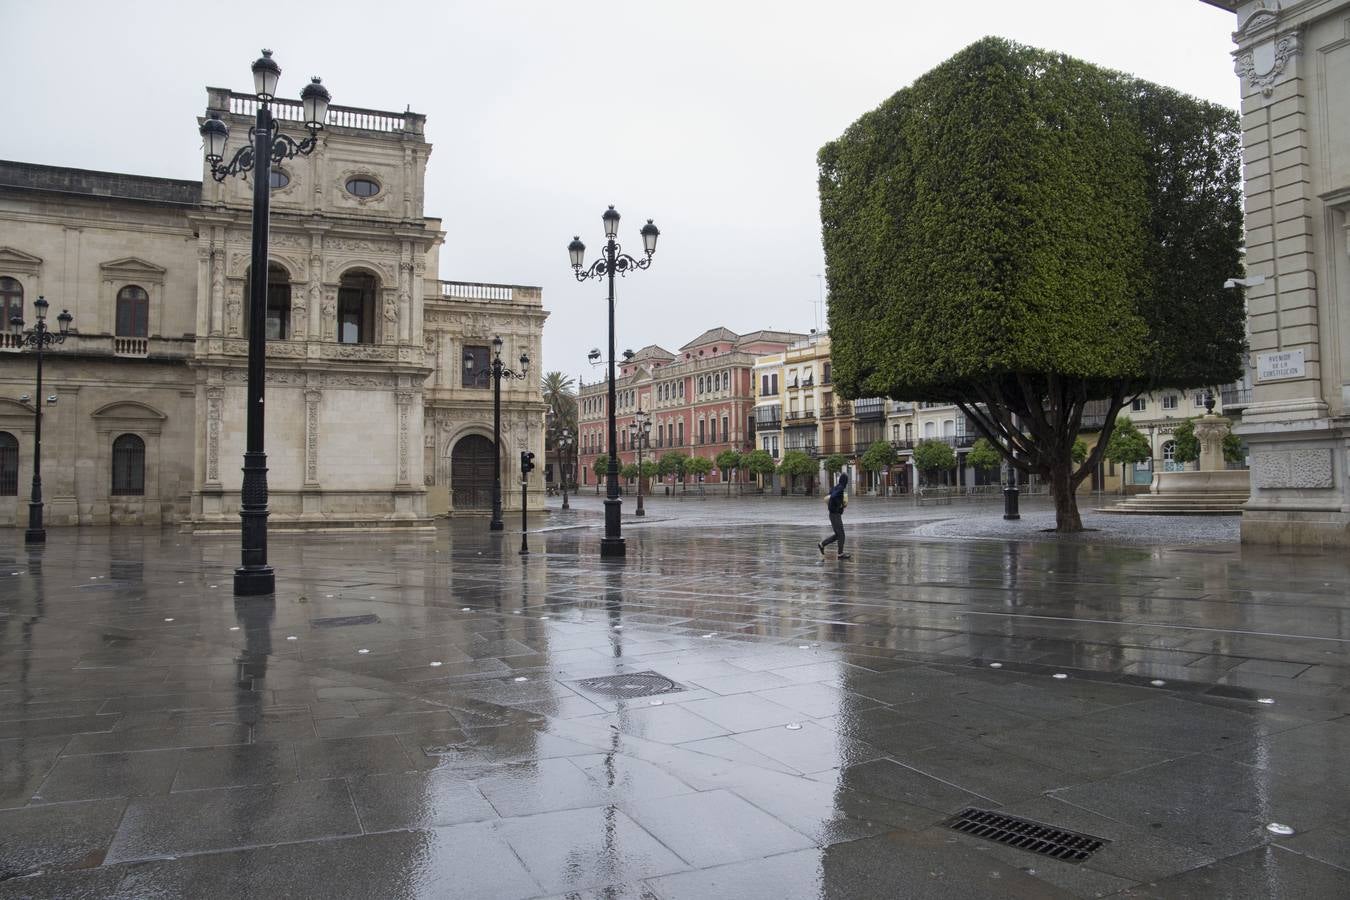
[451,434,495,510]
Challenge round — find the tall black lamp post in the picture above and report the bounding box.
[200,49,332,597]
[546,410,573,511]
[8,296,73,544]
[568,206,660,558]
[465,336,529,531]
[628,411,650,517]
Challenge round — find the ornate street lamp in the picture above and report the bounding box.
[465,336,529,531]
[8,297,73,544]
[628,411,651,517]
[200,50,331,597]
[568,207,660,558]
[545,410,574,511]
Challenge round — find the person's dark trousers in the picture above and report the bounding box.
[821,512,845,554]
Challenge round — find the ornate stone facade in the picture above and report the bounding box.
[1204,0,1350,547]
[0,88,547,531]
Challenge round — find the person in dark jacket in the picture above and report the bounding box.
[818,472,850,559]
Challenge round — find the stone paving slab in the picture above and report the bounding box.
[1,511,1349,897]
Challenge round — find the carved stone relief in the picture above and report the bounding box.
[305,389,322,485]
[1233,28,1301,98]
[1252,447,1335,489]
[205,386,224,484]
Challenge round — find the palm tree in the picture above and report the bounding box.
[542,371,578,493]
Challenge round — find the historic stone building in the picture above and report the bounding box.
[0,87,546,531]
[1201,0,1350,547]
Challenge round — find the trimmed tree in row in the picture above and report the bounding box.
[742,449,776,489]
[715,450,743,496]
[860,441,896,494]
[778,450,817,494]
[685,456,713,490]
[912,440,955,488]
[658,451,688,492]
[819,36,1245,531]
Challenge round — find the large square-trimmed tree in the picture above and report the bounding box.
[819,37,1244,530]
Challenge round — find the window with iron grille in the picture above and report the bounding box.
[0,432,17,496]
[111,434,145,496]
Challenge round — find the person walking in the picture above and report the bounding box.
[818,472,850,559]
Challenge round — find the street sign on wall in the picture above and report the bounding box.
[1257,349,1305,382]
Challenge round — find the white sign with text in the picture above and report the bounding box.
[1257,349,1306,382]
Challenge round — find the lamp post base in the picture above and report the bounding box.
[600,537,626,558]
[234,566,275,596]
[1003,485,1021,520]
[489,520,505,532]
[24,529,46,544]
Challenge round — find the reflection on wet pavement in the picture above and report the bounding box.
[2,514,1350,898]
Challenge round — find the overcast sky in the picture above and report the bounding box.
[2,1,1240,384]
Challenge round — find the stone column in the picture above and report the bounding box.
[1194,414,1231,472]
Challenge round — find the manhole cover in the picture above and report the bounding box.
[574,672,683,699]
[945,808,1108,863]
[311,614,381,628]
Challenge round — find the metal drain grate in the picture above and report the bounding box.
[945,808,1107,863]
[574,671,683,699]
[311,614,381,628]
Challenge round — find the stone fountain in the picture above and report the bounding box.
[1100,393,1250,515]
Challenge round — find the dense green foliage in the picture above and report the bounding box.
[967,438,1002,472]
[1172,420,1200,464]
[657,451,688,481]
[1072,439,1088,465]
[818,37,1244,530]
[621,463,639,480]
[686,456,713,481]
[778,450,817,491]
[913,440,956,475]
[1103,416,1151,465]
[1223,432,1244,463]
[743,449,777,480]
[592,454,609,481]
[639,460,658,480]
[716,450,742,495]
[860,441,896,473]
[823,454,848,475]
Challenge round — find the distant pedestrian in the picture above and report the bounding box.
[818,472,850,559]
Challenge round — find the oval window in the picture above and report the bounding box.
[346,177,380,198]
[269,167,289,189]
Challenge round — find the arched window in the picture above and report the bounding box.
[244,264,292,340]
[338,271,377,344]
[115,285,150,338]
[923,421,936,438]
[111,434,145,496]
[1,277,22,327]
[0,431,17,496]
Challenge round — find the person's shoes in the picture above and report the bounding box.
[837,552,852,560]
[817,541,825,557]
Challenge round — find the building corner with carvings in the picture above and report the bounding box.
[1204,0,1350,547]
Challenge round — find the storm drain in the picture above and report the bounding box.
[311,614,381,628]
[944,808,1108,863]
[573,672,683,699]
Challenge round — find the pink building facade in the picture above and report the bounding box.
[577,327,805,488]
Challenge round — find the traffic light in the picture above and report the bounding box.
[521,450,535,474]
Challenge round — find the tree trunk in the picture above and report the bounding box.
[1048,459,1083,531]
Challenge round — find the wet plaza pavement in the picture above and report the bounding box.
[3,498,1350,898]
